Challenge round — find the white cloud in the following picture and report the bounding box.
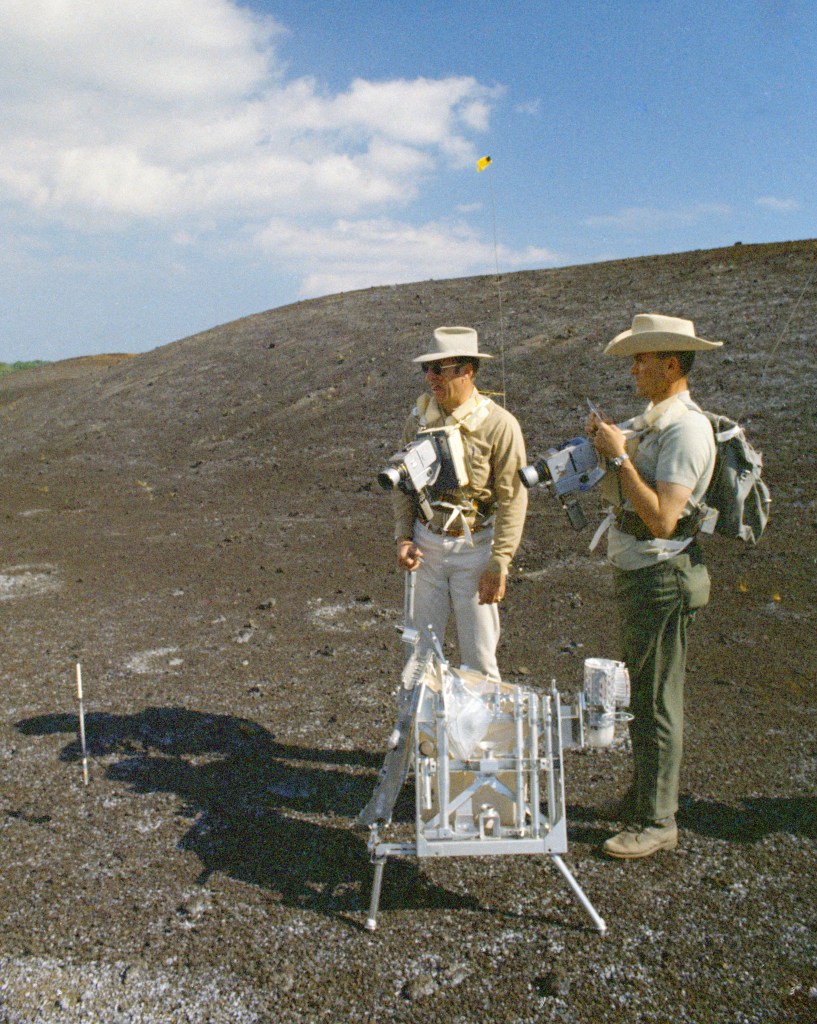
[755,196,800,212]
[514,99,541,116]
[0,0,275,102]
[0,0,557,354]
[0,1,499,227]
[583,204,732,231]
[255,217,560,296]
[330,77,498,145]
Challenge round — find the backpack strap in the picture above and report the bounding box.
[714,422,742,443]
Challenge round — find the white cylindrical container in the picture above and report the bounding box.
[585,710,615,748]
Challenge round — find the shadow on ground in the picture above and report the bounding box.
[678,794,817,842]
[567,792,817,845]
[16,706,481,920]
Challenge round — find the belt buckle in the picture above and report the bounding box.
[428,520,461,536]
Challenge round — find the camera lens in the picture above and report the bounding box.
[377,465,405,490]
[518,462,544,489]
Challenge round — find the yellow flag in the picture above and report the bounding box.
[477,155,492,172]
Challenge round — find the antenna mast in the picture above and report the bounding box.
[478,156,507,407]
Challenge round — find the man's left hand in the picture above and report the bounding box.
[478,571,506,605]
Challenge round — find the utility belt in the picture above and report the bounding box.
[614,508,702,542]
[423,500,494,538]
[424,518,492,538]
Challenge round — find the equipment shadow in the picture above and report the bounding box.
[16,706,480,922]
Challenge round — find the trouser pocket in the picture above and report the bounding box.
[680,560,710,611]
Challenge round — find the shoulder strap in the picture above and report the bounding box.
[458,393,493,432]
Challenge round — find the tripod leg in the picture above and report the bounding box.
[365,857,387,932]
[551,855,607,934]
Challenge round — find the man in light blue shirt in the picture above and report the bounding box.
[589,314,722,859]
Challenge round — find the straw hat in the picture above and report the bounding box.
[412,326,493,363]
[604,314,723,356]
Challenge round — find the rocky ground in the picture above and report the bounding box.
[0,239,815,1023]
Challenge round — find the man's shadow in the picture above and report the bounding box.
[678,794,817,842]
[567,793,817,845]
[16,706,478,922]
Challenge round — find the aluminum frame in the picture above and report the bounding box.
[362,652,606,934]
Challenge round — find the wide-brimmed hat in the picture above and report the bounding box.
[604,314,723,356]
[412,326,493,363]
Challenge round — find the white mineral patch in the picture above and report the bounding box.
[308,599,353,631]
[124,647,181,674]
[307,597,379,632]
[0,564,61,601]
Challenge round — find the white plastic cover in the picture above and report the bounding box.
[583,658,630,711]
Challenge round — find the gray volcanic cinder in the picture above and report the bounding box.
[0,240,815,1023]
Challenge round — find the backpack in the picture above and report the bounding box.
[700,412,770,544]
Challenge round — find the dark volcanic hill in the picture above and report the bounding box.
[0,240,815,1024]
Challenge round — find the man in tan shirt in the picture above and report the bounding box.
[394,326,528,679]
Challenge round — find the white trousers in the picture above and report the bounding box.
[410,520,501,680]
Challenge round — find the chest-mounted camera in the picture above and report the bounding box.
[378,426,469,522]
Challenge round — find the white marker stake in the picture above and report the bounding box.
[76,662,89,786]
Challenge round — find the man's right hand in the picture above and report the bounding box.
[397,539,424,571]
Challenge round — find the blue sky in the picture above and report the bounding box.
[1,0,813,362]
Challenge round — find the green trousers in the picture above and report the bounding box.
[614,544,711,825]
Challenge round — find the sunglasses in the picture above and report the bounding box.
[421,361,463,375]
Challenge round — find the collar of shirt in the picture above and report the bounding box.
[420,389,488,430]
[632,391,691,432]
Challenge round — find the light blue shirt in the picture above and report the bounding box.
[607,391,716,570]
